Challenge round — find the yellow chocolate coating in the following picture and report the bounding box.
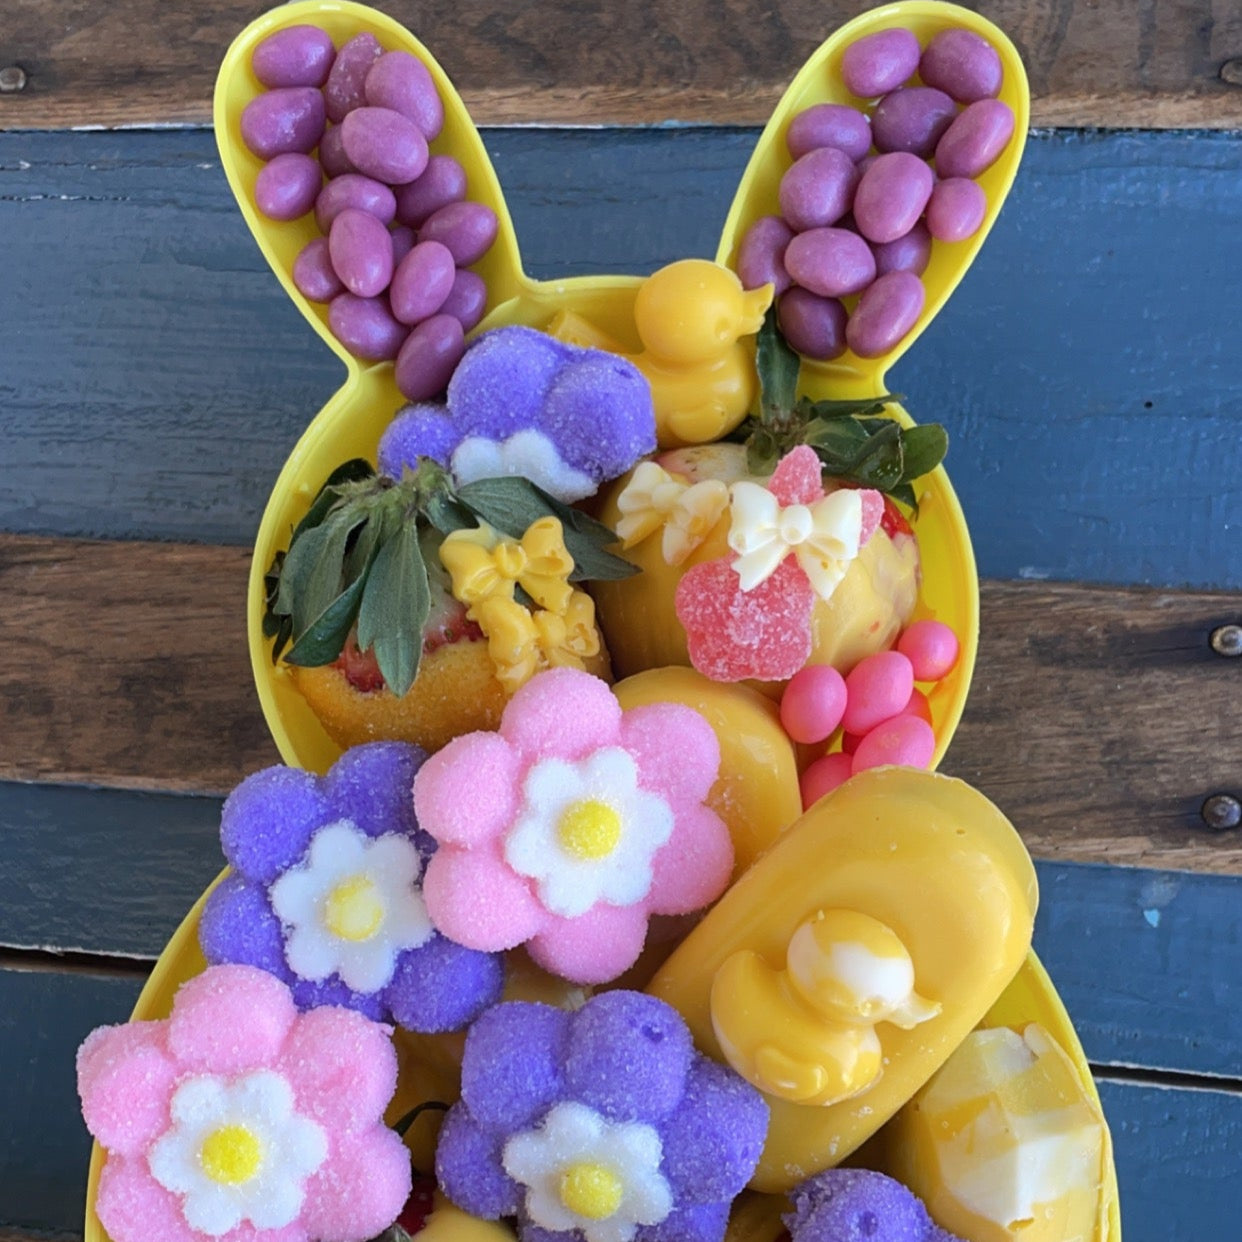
[646,767,1038,1192]
[612,667,802,874]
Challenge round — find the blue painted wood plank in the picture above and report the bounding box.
[3,127,1241,589]
[3,775,1240,1082]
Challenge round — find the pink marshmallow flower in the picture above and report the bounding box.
[414,667,734,984]
[77,964,411,1242]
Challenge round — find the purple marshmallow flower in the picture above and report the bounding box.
[378,326,656,503]
[435,991,768,1242]
[785,1169,964,1242]
[199,741,504,1033]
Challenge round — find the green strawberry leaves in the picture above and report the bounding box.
[739,311,948,511]
[265,458,636,698]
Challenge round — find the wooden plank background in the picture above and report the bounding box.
[3,0,1242,1236]
[3,0,1242,129]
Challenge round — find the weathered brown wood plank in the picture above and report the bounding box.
[3,533,1241,873]
[3,0,1242,131]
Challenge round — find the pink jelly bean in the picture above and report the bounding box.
[894,686,934,727]
[328,293,408,361]
[292,236,344,302]
[841,28,921,98]
[871,87,957,159]
[871,221,932,277]
[254,152,321,221]
[851,715,936,773]
[324,32,383,123]
[390,240,456,325]
[786,103,872,162]
[934,99,1015,179]
[845,271,925,359]
[784,227,876,298]
[251,25,336,89]
[439,269,488,332]
[898,620,960,681]
[240,87,325,159]
[737,215,795,295]
[926,177,987,242]
[800,751,854,809]
[853,152,935,244]
[390,225,417,267]
[395,313,466,401]
[419,201,499,266]
[314,173,396,232]
[341,106,429,185]
[394,155,468,228]
[920,29,1004,104]
[779,147,859,232]
[365,51,444,140]
[781,665,848,744]
[841,730,863,755]
[329,208,394,298]
[778,287,847,360]
[318,126,355,178]
[841,650,915,736]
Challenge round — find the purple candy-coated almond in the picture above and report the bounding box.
[439,269,488,332]
[365,50,445,140]
[419,201,499,267]
[341,106,429,186]
[784,227,876,298]
[871,86,958,158]
[778,287,848,360]
[394,155,468,228]
[323,32,383,123]
[920,29,1004,103]
[390,224,417,266]
[251,25,336,89]
[786,103,872,162]
[846,271,926,358]
[853,152,935,244]
[395,314,466,401]
[318,125,355,178]
[329,292,408,361]
[390,240,457,324]
[935,99,1016,178]
[872,221,932,276]
[926,176,988,241]
[736,215,794,294]
[779,147,859,233]
[293,237,344,302]
[240,87,325,159]
[841,28,921,98]
[329,207,395,298]
[254,152,321,221]
[314,173,396,232]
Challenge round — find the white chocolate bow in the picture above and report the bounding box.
[616,461,729,566]
[727,482,863,599]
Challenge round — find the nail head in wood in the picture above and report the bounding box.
[1201,794,1242,832]
[0,65,27,92]
[1209,624,1242,656]
[1222,59,1242,87]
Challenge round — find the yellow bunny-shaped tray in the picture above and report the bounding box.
[225,0,1022,776]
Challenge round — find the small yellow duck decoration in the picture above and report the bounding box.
[710,907,940,1107]
[549,259,773,449]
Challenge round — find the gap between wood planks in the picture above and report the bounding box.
[2,532,1241,873]
[3,0,1242,129]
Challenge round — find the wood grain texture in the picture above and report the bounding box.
[3,532,1240,872]
[3,0,1242,129]
[4,128,1241,590]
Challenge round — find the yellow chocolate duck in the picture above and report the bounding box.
[548,259,773,449]
[710,908,940,1108]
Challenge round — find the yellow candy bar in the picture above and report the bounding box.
[647,767,1037,1192]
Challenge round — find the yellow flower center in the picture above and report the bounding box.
[560,1161,624,1220]
[557,799,622,860]
[323,874,385,942]
[199,1124,263,1185]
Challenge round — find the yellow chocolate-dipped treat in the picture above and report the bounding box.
[886,1023,1108,1242]
[613,666,802,873]
[550,260,772,448]
[647,767,1038,1193]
